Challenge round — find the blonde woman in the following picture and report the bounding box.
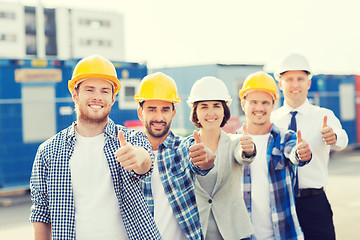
[186,77,254,240]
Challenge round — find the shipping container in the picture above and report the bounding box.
[0,58,147,190]
[277,74,359,147]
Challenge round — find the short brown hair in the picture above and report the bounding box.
[139,101,175,111]
[190,101,231,128]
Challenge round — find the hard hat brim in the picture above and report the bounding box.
[135,96,181,104]
[68,73,121,95]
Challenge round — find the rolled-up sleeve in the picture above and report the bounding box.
[29,146,51,223]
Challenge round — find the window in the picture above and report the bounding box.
[25,6,36,55]
[0,11,16,20]
[339,83,355,121]
[44,8,57,56]
[79,39,111,47]
[0,33,16,42]
[22,85,56,143]
[79,18,111,28]
[25,7,36,33]
[26,35,37,55]
[118,79,141,109]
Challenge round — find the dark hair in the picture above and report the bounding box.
[243,94,275,104]
[190,101,231,128]
[139,101,175,110]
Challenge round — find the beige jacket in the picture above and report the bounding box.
[195,130,254,239]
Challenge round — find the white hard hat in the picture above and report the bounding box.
[187,76,232,107]
[274,53,312,81]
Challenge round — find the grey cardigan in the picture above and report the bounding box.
[195,130,254,239]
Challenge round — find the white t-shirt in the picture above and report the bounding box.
[152,151,187,240]
[69,132,128,240]
[250,133,274,240]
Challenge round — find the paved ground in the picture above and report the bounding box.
[0,149,359,239]
[326,149,360,240]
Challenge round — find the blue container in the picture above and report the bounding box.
[310,75,357,146]
[0,58,147,190]
[274,73,356,147]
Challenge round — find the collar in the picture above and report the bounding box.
[159,131,180,150]
[219,129,230,143]
[270,123,281,136]
[66,118,116,143]
[103,118,117,139]
[283,98,311,116]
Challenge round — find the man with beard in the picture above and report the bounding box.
[135,72,215,240]
[29,55,161,240]
[239,71,312,240]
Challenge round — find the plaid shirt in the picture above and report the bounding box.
[30,119,161,240]
[140,131,210,240]
[243,124,309,240]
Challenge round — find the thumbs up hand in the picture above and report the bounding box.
[240,123,255,155]
[295,130,311,162]
[321,115,337,145]
[115,130,151,175]
[193,130,201,144]
[189,130,215,170]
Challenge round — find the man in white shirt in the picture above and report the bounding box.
[271,53,349,240]
[30,55,161,240]
[135,72,215,240]
[240,71,312,240]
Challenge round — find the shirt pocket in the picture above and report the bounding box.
[170,165,195,193]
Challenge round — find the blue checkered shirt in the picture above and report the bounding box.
[30,119,162,240]
[140,131,211,240]
[243,124,310,240]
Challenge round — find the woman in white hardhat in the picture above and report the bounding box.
[186,76,254,240]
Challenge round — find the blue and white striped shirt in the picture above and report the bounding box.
[243,124,310,240]
[30,119,161,240]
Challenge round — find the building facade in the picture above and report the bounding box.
[0,1,125,61]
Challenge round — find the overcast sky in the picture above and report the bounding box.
[18,0,360,74]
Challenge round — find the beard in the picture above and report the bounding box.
[251,111,267,126]
[145,120,171,138]
[76,105,110,125]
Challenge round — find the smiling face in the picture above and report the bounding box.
[72,78,115,125]
[279,70,311,108]
[241,91,274,134]
[194,101,225,130]
[138,100,175,141]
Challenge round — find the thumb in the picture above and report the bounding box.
[193,130,201,144]
[322,115,328,129]
[118,130,127,147]
[296,130,303,144]
[242,123,248,135]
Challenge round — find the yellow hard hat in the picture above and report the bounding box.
[239,71,279,101]
[134,72,181,104]
[68,55,121,95]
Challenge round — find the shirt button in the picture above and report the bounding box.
[208,199,212,204]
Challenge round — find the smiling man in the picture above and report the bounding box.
[239,71,312,240]
[29,55,161,240]
[135,72,215,240]
[271,53,349,240]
